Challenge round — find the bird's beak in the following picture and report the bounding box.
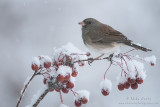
[78,22,85,27]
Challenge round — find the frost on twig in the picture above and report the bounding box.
[16,71,39,107]
[26,86,49,107]
[17,42,156,107]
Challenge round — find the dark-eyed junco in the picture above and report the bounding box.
[79,18,151,54]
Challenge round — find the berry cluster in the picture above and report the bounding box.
[31,52,90,106]
[118,77,143,91]
[100,51,155,96]
[74,90,90,107]
[75,97,88,106]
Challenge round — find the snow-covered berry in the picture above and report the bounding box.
[62,87,69,93]
[118,84,124,91]
[44,62,51,68]
[124,82,130,89]
[31,64,39,71]
[72,71,78,77]
[101,89,109,96]
[66,81,74,89]
[57,74,64,82]
[131,83,138,90]
[128,78,136,84]
[75,100,81,107]
[64,73,70,81]
[136,78,143,84]
[81,97,88,104]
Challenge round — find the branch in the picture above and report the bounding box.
[73,56,110,64]
[16,71,38,107]
[33,89,49,107]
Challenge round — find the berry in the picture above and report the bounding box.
[43,78,47,84]
[58,62,63,66]
[150,62,155,66]
[31,64,39,71]
[128,78,136,84]
[64,73,70,81]
[66,81,74,89]
[86,52,91,56]
[44,62,51,68]
[131,83,138,90]
[55,89,60,92]
[72,71,78,77]
[49,89,54,92]
[101,89,109,96]
[75,100,82,107]
[78,62,84,66]
[118,84,124,91]
[81,97,88,104]
[57,74,64,82]
[62,87,69,93]
[124,82,130,89]
[136,78,143,84]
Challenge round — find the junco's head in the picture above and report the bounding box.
[79,18,101,29]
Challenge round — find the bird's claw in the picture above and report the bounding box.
[108,53,114,64]
[88,58,94,65]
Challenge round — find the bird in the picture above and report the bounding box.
[79,18,151,56]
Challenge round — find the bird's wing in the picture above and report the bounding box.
[92,24,132,43]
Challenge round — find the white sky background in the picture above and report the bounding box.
[0,0,160,107]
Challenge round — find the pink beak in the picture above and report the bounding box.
[78,22,85,26]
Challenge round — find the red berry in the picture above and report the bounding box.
[75,100,82,107]
[79,62,84,66]
[64,73,70,81]
[86,52,91,56]
[128,78,136,84]
[150,62,155,66]
[118,84,124,91]
[72,71,78,77]
[66,81,74,89]
[57,74,64,82]
[43,78,47,84]
[124,82,130,89]
[62,87,69,93]
[81,97,88,104]
[58,62,63,66]
[131,83,138,90]
[49,89,54,92]
[55,89,60,92]
[67,81,74,88]
[136,78,143,84]
[31,64,39,71]
[44,62,51,68]
[101,89,109,96]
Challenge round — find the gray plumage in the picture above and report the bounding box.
[79,18,151,53]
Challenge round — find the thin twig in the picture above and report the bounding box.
[33,89,50,107]
[123,49,135,54]
[59,91,63,104]
[16,71,38,107]
[104,62,112,80]
[73,56,109,64]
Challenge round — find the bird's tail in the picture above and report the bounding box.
[125,42,152,52]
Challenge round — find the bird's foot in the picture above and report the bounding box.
[108,53,114,63]
[88,58,94,65]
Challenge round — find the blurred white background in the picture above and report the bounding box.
[0,0,160,107]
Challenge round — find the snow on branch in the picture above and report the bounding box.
[16,42,156,107]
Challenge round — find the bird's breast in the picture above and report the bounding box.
[85,39,122,54]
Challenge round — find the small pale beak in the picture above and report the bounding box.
[78,22,85,26]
